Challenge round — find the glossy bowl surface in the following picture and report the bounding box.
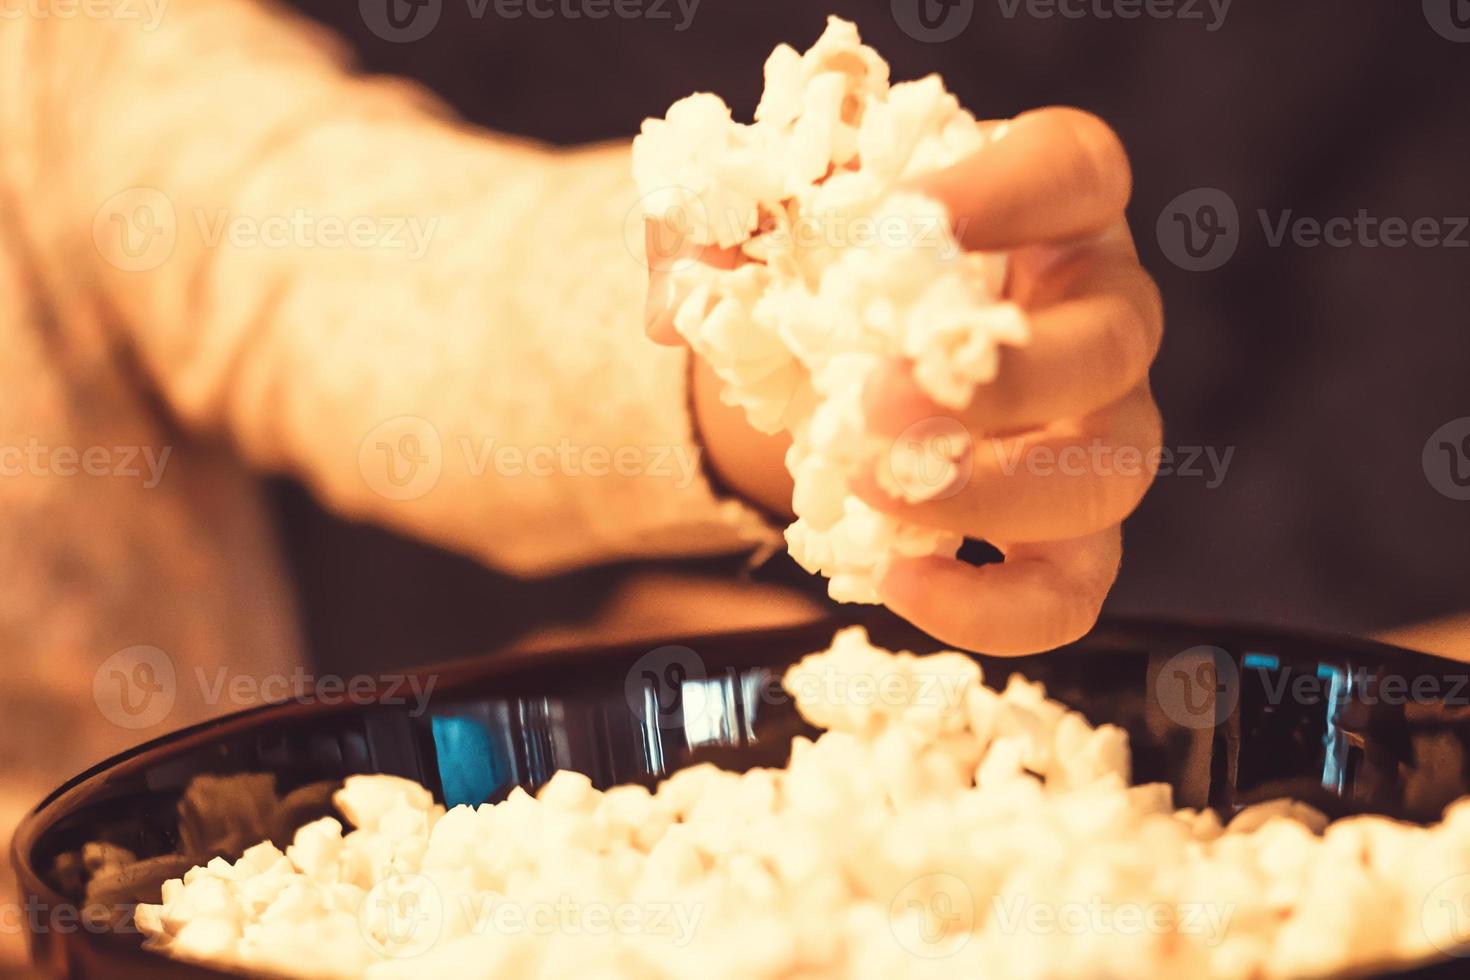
[15,613,1470,978]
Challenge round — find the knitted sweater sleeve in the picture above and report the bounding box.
[0,0,777,575]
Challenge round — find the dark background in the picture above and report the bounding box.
[275,0,1470,673]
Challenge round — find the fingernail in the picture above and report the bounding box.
[645,269,693,340]
[645,269,671,328]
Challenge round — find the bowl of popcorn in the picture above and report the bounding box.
[17,16,1470,980]
[14,614,1470,979]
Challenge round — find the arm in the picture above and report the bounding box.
[0,0,773,576]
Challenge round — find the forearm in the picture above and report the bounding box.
[3,0,774,574]
[1377,613,1470,663]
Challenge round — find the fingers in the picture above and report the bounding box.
[881,525,1122,655]
[643,222,742,346]
[913,107,1133,251]
[865,233,1163,434]
[858,384,1162,544]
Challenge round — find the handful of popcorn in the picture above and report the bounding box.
[136,627,1470,979]
[632,17,1028,602]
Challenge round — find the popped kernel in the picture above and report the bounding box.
[633,17,1026,603]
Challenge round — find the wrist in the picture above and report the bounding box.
[689,357,795,520]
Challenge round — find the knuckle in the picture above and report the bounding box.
[1132,269,1166,351]
[1055,580,1108,649]
[1101,290,1164,393]
[1059,108,1133,215]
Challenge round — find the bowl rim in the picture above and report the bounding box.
[11,613,1464,978]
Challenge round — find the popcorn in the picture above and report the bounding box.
[137,627,1470,978]
[633,17,1027,602]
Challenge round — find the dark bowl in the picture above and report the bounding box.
[14,613,1470,978]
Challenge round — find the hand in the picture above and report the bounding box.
[645,108,1163,656]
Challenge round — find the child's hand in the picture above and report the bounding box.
[645,108,1163,656]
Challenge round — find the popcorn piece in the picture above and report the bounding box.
[137,626,1470,979]
[633,17,1028,602]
